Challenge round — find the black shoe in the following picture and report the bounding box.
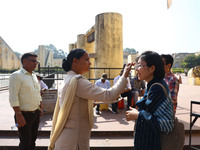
[111,110,118,114]
[96,110,100,115]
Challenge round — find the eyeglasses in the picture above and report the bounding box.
[135,64,147,69]
[26,59,39,64]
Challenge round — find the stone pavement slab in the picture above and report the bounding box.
[0,74,200,132]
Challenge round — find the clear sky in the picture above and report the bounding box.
[0,0,200,55]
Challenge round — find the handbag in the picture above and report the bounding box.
[160,117,185,150]
[149,83,185,150]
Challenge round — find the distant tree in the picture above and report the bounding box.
[14,44,67,59]
[14,51,21,58]
[123,48,137,54]
[48,44,67,59]
[33,44,67,59]
[182,54,200,68]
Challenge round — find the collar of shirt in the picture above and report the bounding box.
[21,67,35,75]
[165,71,173,77]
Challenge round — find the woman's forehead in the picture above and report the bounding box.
[83,52,90,58]
[138,57,145,63]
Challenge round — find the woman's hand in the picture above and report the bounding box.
[122,62,135,78]
[126,107,139,121]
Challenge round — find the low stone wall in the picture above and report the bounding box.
[42,89,57,113]
[188,77,200,85]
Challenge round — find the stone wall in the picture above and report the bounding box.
[0,36,21,70]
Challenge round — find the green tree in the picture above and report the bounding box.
[123,48,137,54]
[182,54,200,68]
[48,44,67,59]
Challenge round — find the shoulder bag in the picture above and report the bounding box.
[149,83,185,150]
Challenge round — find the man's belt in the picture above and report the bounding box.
[21,109,39,113]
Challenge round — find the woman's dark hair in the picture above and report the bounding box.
[21,52,37,64]
[137,51,165,79]
[62,49,86,72]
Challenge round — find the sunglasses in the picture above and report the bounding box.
[26,59,39,64]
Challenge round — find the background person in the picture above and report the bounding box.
[126,51,174,150]
[49,49,133,150]
[9,52,43,150]
[111,70,123,114]
[36,73,48,91]
[184,69,188,76]
[161,54,179,113]
[95,73,110,115]
[112,69,133,113]
[131,74,146,106]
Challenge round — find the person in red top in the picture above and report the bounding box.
[161,54,179,113]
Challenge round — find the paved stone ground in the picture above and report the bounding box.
[1,74,200,131]
[0,74,200,147]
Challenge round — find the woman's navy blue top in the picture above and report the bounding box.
[134,78,171,150]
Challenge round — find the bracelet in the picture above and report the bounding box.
[16,111,22,115]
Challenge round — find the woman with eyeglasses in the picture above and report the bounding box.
[126,51,174,150]
[49,48,134,150]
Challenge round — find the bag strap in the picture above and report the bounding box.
[147,82,170,100]
[148,82,175,119]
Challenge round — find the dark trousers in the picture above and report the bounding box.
[96,104,100,111]
[112,102,118,112]
[15,110,41,150]
[121,90,132,109]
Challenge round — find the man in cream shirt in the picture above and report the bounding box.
[9,52,43,150]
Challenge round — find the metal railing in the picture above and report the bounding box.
[39,66,126,85]
[0,74,10,90]
[0,67,133,91]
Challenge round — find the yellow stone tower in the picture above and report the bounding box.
[69,12,123,83]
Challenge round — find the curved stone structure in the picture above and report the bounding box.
[69,44,75,51]
[77,34,85,49]
[188,66,200,85]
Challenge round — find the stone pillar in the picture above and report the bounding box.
[95,12,123,83]
[128,54,139,77]
[69,44,75,51]
[38,45,46,67]
[84,29,95,82]
[77,34,85,49]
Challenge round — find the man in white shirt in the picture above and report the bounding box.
[112,69,133,113]
[95,73,110,114]
[9,52,43,150]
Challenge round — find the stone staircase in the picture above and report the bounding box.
[0,130,200,150]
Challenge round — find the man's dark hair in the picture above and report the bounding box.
[161,54,174,69]
[21,52,37,64]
